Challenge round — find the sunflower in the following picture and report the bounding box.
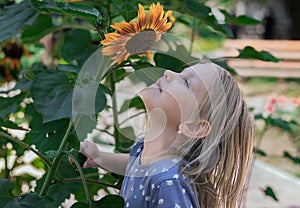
[0,64,13,83]
[101,2,175,66]
[1,39,29,70]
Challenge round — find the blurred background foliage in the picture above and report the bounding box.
[0,0,299,207]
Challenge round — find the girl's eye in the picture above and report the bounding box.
[184,79,189,87]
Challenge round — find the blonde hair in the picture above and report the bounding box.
[179,64,254,208]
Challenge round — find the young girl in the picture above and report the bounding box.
[80,63,254,208]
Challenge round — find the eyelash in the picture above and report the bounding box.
[184,79,189,87]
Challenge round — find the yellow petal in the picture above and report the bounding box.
[144,51,152,61]
[148,2,164,30]
[157,22,172,33]
[111,22,136,34]
[101,33,120,45]
[167,10,176,23]
[147,3,155,29]
[137,4,146,31]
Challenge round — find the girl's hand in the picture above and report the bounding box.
[80,140,101,168]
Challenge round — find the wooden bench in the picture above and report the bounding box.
[222,39,300,78]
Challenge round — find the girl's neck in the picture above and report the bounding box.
[141,109,182,165]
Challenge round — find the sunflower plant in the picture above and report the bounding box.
[0,0,276,207]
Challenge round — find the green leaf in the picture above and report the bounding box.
[31,69,74,122]
[13,75,33,91]
[127,67,163,86]
[211,59,237,75]
[197,24,224,38]
[183,0,211,19]
[29,0,100,27]
[21,14,56,43]
[31,69,107,122]
[31,157,46,169]
[71,195,125,208]
[0,179,13,196]
[181,0,233,37]
[61,29,97,65]
[254,113,265,120]
[3,193,53,208]
[71,202,89,208]
[0,92,26,119]
[262,186,279,202]
[253,147,267,156]
[73,115,98,141]
[0,118,26,130]
[72,83,108,116]
[220,9,261,26]
[154,45,198,72]
[269,117,293,132]
[12,174,36,196]
[23,103,70,154]
[0,197,14,207]
[118,126,136,151]
[237,46,280,62]
[47,179,81,207]
[45,150,58,160]
[94,195,124,208]
[119,96,145,114]
[47,163,101,207]
[58,64,80,74]
[118,2,138,22]
[114,68,131,83]
[23,69,43,81]
[283,151,300,164]
[154,53,186,72]
[0,0,38,44]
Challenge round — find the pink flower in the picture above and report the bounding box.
[265,103,275,113]
[277,96,286,105]
[265,95,277,114]
[290,97,300,107]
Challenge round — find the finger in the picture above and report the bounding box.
[79,140,90,154]
[83,159,98,168]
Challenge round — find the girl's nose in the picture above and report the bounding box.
[164,70,177,82]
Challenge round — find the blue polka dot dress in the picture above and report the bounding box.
[120,139,198,208]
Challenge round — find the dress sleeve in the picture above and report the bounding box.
[150,178,195,208]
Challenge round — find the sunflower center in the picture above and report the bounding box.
[125,30,156,54]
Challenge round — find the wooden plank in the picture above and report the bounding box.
[224,49,300,60]
[222,39,300,78]
[227,59,300,69]
[234,67,300,78]
[223,39,300,52]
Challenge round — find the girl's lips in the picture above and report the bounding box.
[156,80,162,92]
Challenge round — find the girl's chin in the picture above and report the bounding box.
[139,86,158,98]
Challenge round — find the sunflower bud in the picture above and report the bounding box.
[68,148,87,169]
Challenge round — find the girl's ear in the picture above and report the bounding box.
[178,120,211,139]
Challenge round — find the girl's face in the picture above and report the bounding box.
[139,63,216,125]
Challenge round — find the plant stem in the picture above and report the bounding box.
[189,19,197,54]
[51,178,120,189]
[0,132,51,168]
[64,151,92,207]
[119,111,145,126]
[39,119,74,196]
[110,72,120,151]
[256,123,269,149]
[3,148,9,178]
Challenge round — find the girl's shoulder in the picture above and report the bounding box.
[129,138,144,157]
[148,158,187,184]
